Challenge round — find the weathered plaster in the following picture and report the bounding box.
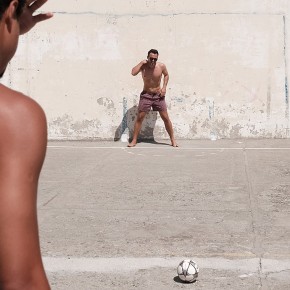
[2,0,290,140]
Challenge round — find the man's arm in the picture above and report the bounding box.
[131,60,147,76]
[161,64,169,96]
[0,87,50,289]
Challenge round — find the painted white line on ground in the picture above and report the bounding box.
[43,257,290,274]
[47,146,290,150]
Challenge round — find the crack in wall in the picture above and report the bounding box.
[52,12,285,17]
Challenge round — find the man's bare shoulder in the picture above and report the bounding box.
[140,63,147,71]
[157,62,167,71]
[157,62,166,68]
[0,84,47,148]
[0,84,46,122]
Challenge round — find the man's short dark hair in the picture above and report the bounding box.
[0,0,26,20]
[147,49,159,56]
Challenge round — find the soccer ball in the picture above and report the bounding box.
[177,259,199,283]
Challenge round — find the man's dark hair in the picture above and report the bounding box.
[147,49,159,56]
[0,0,26,20]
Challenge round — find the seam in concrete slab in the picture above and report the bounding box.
[283,16,289,120]
[243,150,258,251]
[259,257,263,288]
[42,192,60,207]
[243,149,270,288]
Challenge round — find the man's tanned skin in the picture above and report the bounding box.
[128,49,177,147]
[0,1,52,289]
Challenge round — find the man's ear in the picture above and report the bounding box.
[4,0,19,33]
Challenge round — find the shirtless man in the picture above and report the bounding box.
[0,1,53,289]
[128,49,178,147]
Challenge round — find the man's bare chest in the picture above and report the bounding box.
[142,67,162,81]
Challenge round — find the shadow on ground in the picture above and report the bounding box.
[114,105,159,142]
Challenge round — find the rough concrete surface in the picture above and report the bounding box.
[38,139,290,289]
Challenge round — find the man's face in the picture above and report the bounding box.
[147,53,158,68]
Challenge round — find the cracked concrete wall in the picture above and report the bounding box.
[2,0,290,140]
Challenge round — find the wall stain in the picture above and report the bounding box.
[97,97,115,109]
[229,124,243,138]
[49,114,102,139]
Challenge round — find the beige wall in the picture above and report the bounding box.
[3,0,290,140]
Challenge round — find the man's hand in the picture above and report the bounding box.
[131,60,147,76]
[160,87,166,97]
[19,0,53,35]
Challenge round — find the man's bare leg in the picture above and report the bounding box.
[159,110,178,147]
[128,111,147,147]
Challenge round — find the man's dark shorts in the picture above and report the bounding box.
[138,91,167,112]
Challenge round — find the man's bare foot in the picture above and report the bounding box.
[127,142,137,147]
[171,142,179,147]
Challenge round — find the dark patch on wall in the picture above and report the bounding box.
[49,114,102,139]
[97,97,115,109]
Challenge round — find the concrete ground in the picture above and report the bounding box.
[38,139,290,290]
